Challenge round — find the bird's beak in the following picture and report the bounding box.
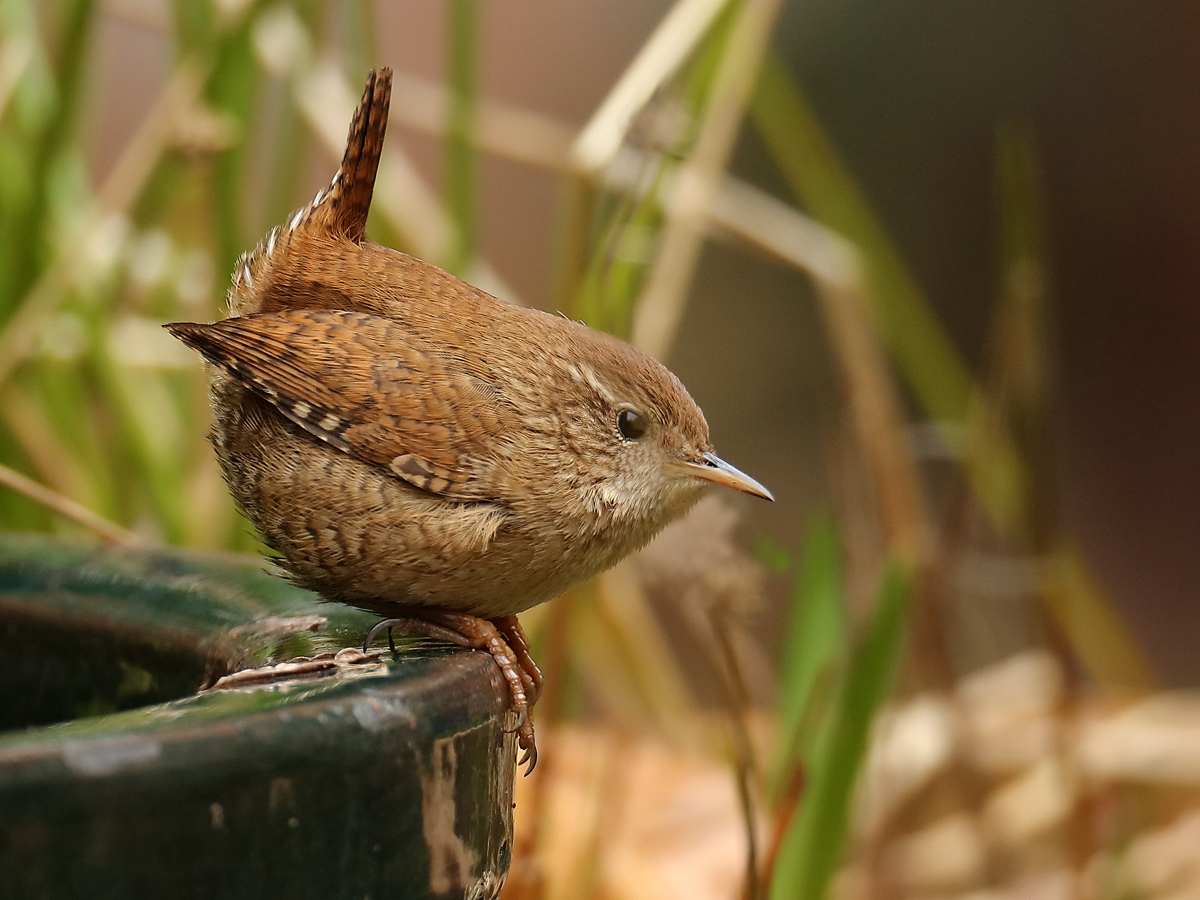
[679,452,774,501]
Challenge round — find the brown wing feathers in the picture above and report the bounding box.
[164,311,500,499]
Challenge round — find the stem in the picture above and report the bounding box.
[0,460,144,547]
[3,0,97,317]
[444,0,479,276]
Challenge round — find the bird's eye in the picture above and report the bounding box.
[617,408,648,441]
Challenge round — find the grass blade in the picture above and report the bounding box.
[207,23,260,292]
[771,510,847,797]
[631,0,784,359]
[750,53,971,424]
[770,561,910,900]
[751,55,1152,689]
[444,0,479,277]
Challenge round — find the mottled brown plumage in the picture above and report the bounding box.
[166,68,770,772]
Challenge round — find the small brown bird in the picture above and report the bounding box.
[167,69,771,772]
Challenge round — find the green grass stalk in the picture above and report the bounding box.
[770,562,910,900]
[444,0,479,277]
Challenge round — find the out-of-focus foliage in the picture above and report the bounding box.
[0,4,1166,900]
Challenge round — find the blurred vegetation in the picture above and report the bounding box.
[0,2,1160,899]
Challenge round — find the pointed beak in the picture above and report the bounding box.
[679,452,774,501]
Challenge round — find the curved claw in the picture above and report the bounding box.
[362,620,385,652]
[502,706,528,734]
[518,743,538,776]
[363,618,401,652]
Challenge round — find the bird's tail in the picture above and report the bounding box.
[322,67,392,243]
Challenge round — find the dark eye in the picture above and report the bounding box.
[617,408,648,441]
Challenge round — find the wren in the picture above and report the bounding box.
[166,69,772,773]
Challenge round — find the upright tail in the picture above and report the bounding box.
[323,67,392,243]
[215,69,395,317]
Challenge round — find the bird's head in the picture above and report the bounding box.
[529,323,772,537]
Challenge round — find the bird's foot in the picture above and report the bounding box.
[363,610,538,775]
[436,612,538,775]
[491,614,543,706]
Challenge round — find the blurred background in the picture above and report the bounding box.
[1,1,1198,899]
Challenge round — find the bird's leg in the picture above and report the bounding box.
[491,615,543,706]
[363,610,537,774]
[428,611,537,775]
[363,616,475,653]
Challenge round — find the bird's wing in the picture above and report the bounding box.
[166,310,511,499]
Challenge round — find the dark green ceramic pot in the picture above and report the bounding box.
[0,535,514,900]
